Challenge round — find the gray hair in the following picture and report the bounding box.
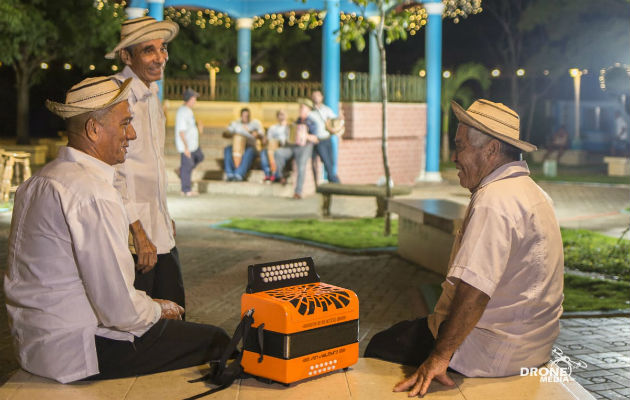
[467,126,522,161]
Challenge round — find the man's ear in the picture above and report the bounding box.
[85,117,100,143]
[486,139,501,158]
[120,49,132,66]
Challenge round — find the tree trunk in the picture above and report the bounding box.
[15,67,31,145]
[376,6,392,236]
[510,73,519,111]
[525,93,538,142]
[441,103,451,162]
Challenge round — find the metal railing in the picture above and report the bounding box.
[164,72,426,103]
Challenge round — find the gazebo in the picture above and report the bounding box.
[126,0,445,181]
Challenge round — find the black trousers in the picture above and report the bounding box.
[364,317,436,367]
[87,319,230,380]
[133,247,186,318]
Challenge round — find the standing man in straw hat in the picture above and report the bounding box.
[4,77,229,383]
[365,99,564,397]
[106,16,186,312]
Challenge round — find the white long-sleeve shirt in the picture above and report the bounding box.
[228,119,264,146]
[4,146,161,383]
[113,67,175,254]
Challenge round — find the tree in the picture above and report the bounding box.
[0,0,123,144]
[339,1,412,236]
[339,1,481,235]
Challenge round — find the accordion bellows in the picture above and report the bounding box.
[241,257,359,384]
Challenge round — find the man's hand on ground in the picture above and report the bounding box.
[130,220,158,273]
[393,353,454,397]
[153,299,185,320]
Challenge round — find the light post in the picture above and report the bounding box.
[205,62,220,100]
[569,68,585,148]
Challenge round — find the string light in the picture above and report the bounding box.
[255,65,264,73]
[111,65,119,71]
[234,65,241,73]
[40,62,49,70]
[419,70,426,77]
[89,64,95,71]
[491,69,501,77]
[301,70,310,80]
[348,72,356,80]
[278,70,287,79]
[63,63,72,70]
[162,1,481,34]
[516,68,525,77]
[443,70,452,78]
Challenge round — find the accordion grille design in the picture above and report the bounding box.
[265,283,352,315]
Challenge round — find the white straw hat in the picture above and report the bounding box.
[451,99,537,152]
[105,16,179,59]
[45,77,132,119]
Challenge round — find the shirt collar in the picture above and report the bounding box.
[119,66,158,100]
[477,160,530,191]
[57,146,116,185]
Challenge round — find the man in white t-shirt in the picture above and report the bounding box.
[366,99,563,398]
[175,88,204,196]
[612,110,628,156]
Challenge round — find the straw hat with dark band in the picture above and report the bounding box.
[298,98,314,109]
[451,99,537,152]
[45,77,132,119]
[105,16,179,59]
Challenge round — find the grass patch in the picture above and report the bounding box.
[563,274,630,312]
[221,219,630,311]
[562,228,630,281]
[222,218,398,249]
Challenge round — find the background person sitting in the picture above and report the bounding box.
[4,77,229,383]
[542,125,569,162]
[274,99,319,199]
[265,110,290,182]
[223,108,269,181]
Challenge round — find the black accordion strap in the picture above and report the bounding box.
[183,309,255,400]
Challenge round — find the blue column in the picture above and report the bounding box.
[421,0,444,182]
[322,0,340,178]
[126,0,146,19]
[237,18,253,103]
[147,0,164,100]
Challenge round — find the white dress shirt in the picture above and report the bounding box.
[427,161,564,377]
[309,104,336,139]
[113,67,175,254]
[4,147,161,383]
[175,105,199,153]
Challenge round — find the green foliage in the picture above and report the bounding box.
[338,1,410,52]
[563,274,630,311]
[561,228,630,281]
[222,218,398,249]
[0,0,124,76]
[167,20,312,79]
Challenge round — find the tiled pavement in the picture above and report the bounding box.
[0,179,628,399]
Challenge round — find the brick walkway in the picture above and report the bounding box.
[0,179,628,400]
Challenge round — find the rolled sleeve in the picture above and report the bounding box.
[448,205,512,298]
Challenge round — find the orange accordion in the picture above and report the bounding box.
[240,257,359,384]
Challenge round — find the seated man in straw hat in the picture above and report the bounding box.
[107,17,186,314]
[365,99,564,397]
[4,77,229,383]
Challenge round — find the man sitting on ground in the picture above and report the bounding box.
[365,99,564,397]
[4,77,229,383]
